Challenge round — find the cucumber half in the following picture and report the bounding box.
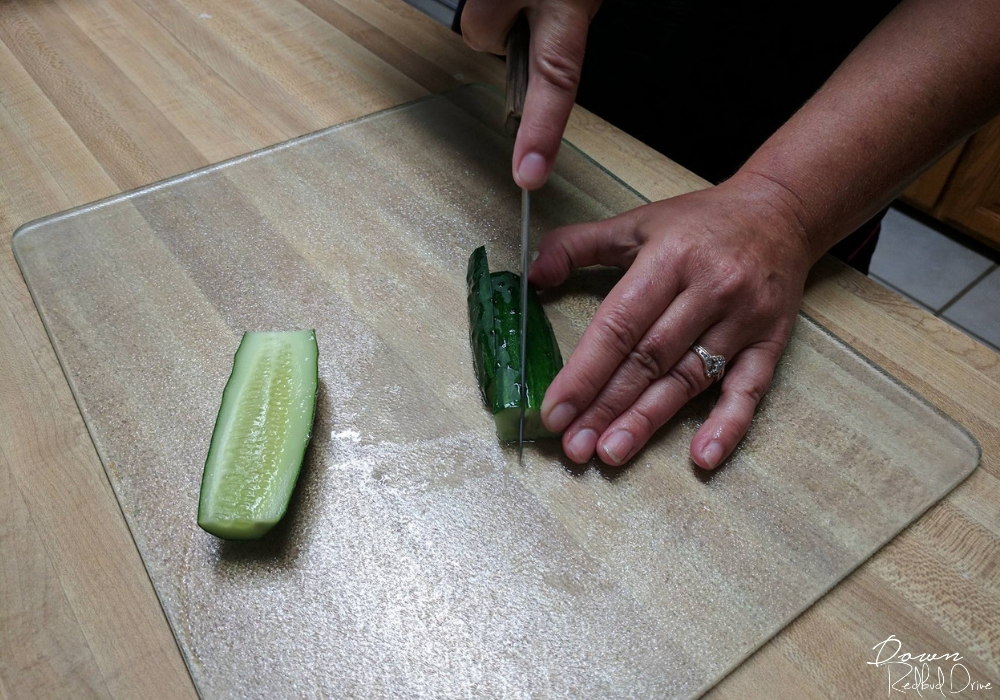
[467,247,563,442]
[198,330,318,540]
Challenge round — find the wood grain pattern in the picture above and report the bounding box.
[900,140,966,211]
[932,114,1000,250]
[0,0,997,697]
[0,464,110,700]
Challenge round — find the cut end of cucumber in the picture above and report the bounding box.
[197,514,283,541]
[493,407,559,443]
[197,330,318,541]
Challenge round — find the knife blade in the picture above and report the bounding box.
[506,13,531,463]
[517,187,530,463]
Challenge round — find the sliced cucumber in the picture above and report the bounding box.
[467,245,496,406]
[198,330,318,540]
[489,271,524,417]
[467,247,563,442]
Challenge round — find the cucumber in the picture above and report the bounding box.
[467,247,563,442]
[466,245,496,405]
[198,330,318,540]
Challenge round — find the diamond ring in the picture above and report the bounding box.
[691,344,726,382]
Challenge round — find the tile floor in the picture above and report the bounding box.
[870,205,1000,353]
[405,0,1000,355]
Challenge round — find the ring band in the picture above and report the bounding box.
[692,344,726,382]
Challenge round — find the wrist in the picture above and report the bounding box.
[719,170,819,267]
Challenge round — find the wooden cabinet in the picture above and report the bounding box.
[901,115,1000,251]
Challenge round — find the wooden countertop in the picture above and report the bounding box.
[0,1,997,697]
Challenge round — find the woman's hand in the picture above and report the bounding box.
[464,0,1000,469]
[461,0,601,189]
[529,173,813,469]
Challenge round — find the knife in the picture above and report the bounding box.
[517,187,530,463]
[506,14,530,463]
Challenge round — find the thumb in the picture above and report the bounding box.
[528,210,642,287]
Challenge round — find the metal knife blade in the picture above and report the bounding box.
[518,187,530,463]
[506,12,531,463]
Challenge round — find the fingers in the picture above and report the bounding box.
[577,342,780,469]
[689,344,781,470]
[541,248,680,435]
[562,324,734,463]
[513,4,592,189]
[462,0,594,189]
[528,210,643,288]
[558,291,720,461]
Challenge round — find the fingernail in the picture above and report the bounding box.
[602,430,634,466]
[546,402,577,432]
[566,428,598,463]
[701,441,725,470]
[517,152,547,189]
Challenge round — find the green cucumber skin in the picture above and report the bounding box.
[489,271,523,415]
[489,272,562,441]
[197,330,319,540]
[466,246,496,406]
[466,247,564,442]
[523,275,564,410]
[489,271,563,410]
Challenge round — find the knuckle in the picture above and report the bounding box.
[668,358,707,399]
[713,261,747,300]
[736,381,767,407]
[535,237,572,283]
[616,211,647,254]
[569,383,633,439]
[582,396,624,430]
[599,308,638,359]
[558,361,606,409]
[626,344,663,382]
[745,339,786,374]
[575,370,607,403]
[623,404,657,441]
[534,47,582,94]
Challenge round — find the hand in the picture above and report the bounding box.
[461,0,601,189]
[528,174,813,469]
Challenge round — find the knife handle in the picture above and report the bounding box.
[505,13,530,135]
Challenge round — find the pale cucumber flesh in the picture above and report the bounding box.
[493,407,557,442]
[198,330,318,540]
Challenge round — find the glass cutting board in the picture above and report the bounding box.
[13,85,979,699]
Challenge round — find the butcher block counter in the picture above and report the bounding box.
[0,1,998,698]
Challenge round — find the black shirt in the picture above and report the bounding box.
[577,0,901,184]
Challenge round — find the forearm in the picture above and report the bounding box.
[734,0,1000,264]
